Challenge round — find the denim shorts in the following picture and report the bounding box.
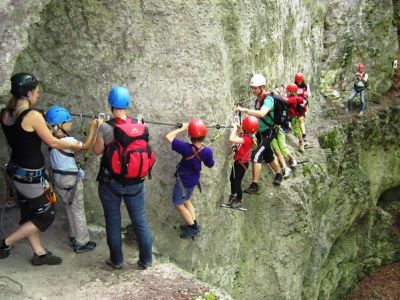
[172,179,195,205]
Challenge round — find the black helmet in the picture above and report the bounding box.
[10,73,39,98]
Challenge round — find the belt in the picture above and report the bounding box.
[52,169,79,176]
[15,167,45,178]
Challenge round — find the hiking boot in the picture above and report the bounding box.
[226,194,237,206]
[282,167,291,179]
[244,182,259,194]
[137,260,152,270]
[298,142,305,152]
[289,158,298,168]
[0,239,12,259]
[180,226,200,239]
[180,223,201,231]
[273,173,283,186]
[106,258,124,270]
[230,199,243,209]
[74,241,96,253]
[31,249,62,266]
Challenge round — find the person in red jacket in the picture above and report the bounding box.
[224,115,258,209]
[286,84,308,152]
[294,72,310,145]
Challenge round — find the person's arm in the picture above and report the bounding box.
[81,119,102,150]
[229,123,244,144]
[92,127,105,156]
[165,122,188,144]
[28,110,81,151]
[235,105,269,119]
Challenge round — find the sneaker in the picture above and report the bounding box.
[180,226,200,239]
[106,258,124,270]
[31,249,62,266]
[299,142,305,152]
[74,241,96,253]
[282,167,291,179]
[244,182,259,194]
[273,173,283,186]
[358,111,364,115]
[69,237,76,248]
[137,260,152,270]
[230,199,243,209]
[226,194,237,206]
[0,240,13,259]
[345,108,351,112]
[289,158,298,168]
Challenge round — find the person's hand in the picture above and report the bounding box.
[235,106,247,113]
[89,119,98,129]
[180,122,189,130]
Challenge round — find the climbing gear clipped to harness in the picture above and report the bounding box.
[108,86,131,109]
[100,117,155,184]
[44,182,57,205]
[188,118,207,138]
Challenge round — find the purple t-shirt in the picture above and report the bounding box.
[172,138,215,188]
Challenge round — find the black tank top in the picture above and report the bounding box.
[1,108,44,169]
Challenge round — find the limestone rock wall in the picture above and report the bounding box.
[0,1,399,299]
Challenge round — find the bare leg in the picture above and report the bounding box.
[252,162,262,183]
[175,204,194,225]
[299,116,306,136]
[183,200,195,221]
[269,158,281,174]
[5,221,46,255]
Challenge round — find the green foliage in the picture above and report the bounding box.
[319,131,338,152]
[196,291,217,300]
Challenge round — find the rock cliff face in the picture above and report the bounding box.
[0,1,399,299]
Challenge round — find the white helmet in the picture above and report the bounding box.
[250,74,266,87]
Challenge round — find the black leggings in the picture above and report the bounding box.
[230,161,249,200]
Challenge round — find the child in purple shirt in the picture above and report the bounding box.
[165,119,214,239]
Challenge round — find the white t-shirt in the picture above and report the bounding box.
[49,136,79,172]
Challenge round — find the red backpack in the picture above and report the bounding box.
[101,117,155,184]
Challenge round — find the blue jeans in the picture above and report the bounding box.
[98,179,152,266]
[348,89,366,112]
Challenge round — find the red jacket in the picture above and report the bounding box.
[287,96,307,117]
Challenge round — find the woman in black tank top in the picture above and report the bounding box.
[0,73,81,265]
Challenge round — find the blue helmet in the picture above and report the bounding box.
[45,105,72,125]
[108,86,131,109]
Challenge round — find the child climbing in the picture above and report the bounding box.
[224,115,258,209]
[286,84,308,152]
[165,119,214,239]
[271,127,298,178]
[45,105,101,253]
[294,72,310,146]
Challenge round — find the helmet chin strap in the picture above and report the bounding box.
[56,123,70,137]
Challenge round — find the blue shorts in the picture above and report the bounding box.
[172,179,195,205]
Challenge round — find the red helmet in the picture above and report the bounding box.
[286,83,299,94]
[242,116,259,133]
[358,64,365,71]
[295,72,304,84]
[188,118,207,138]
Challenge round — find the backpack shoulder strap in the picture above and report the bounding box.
[184,145,205,161]
[106,116,138,127]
